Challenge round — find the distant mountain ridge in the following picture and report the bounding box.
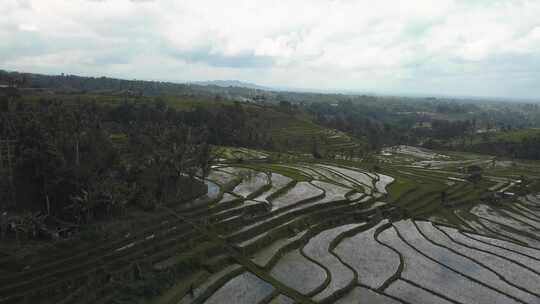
[0,69,275,98]
[191,80,272,91]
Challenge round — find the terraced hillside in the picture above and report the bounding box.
[2,146,540,304]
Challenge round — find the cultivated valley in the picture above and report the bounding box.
[1,71,540,304]
[3,1,540,302]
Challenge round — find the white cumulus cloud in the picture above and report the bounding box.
[1,0,540,99]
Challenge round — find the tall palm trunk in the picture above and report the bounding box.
[75,139,80,166]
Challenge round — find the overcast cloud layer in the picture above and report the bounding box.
[2,0,540,99]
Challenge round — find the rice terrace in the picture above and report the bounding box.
[4,0,540,302]
[3,140,540,303]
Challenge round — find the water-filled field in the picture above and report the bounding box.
[3,146,540,304]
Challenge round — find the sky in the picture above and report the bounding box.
[1,0,540,99]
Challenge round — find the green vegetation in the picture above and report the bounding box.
[2,70,540,304]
